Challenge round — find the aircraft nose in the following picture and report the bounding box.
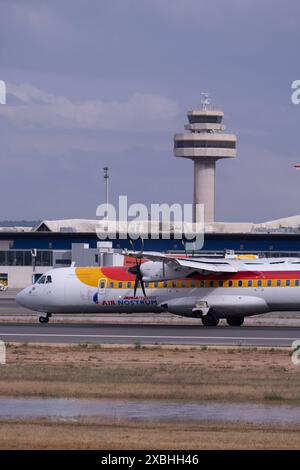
[16,289,27,307]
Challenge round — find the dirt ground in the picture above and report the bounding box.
[0,343,299,402]
[1,419,300,450]
[0,343,300,450]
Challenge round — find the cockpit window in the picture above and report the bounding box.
[46,276,52,284]
[37,275,46,284]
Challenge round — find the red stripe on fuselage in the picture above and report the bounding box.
[100,267,300,281]
[101,267,136,281]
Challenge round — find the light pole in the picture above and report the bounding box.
[103,166,109,214]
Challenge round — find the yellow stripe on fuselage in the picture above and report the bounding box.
[75,267,106,287]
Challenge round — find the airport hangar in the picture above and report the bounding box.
[2,216,300,288]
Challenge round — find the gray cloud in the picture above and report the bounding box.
[2,83,180,131]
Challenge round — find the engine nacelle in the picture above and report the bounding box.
[140,261,189,282]
[159,295,270,318]
[159,296,205,317]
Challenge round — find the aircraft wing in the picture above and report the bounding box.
[124,251,238,274]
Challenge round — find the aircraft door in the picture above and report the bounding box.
[98,278,107,298]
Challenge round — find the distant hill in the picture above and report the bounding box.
[0,221,40,228]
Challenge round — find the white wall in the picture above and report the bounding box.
[1,267,48,288]
[0,240,11,250]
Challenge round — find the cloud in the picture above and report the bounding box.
[1,83,180,132]
[146,0,298,29]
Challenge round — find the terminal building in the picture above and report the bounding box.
[2,216,300,287]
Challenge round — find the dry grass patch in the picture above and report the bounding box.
[0,343,298,402]
[0,419,300,450]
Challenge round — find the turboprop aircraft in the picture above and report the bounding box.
[15,251,300,326]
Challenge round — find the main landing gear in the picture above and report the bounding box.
[38,313,52,324]
[226,316,244,327]
[201,311,219,327]
[200,312,245,327]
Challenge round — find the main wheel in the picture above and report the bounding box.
[226,316,244,327]
[201,311,219,327]
[39,316,49,324]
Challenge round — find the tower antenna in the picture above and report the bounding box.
[200,92,211,110]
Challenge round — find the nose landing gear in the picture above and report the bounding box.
[38,313,52,324]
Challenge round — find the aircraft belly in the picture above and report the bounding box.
[262,287,300,311]
[205,292,270,315]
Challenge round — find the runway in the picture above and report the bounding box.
[1,293,300,346]
[0,322,299,346]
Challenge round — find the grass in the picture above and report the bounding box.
[133,339,141,350]
[264,392,283,401]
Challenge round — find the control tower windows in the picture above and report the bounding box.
[188,115,222,124]
[175,140,236,149]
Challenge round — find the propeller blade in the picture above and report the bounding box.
[181,239,188,257]
[132,261,147,298]
[133,274,139,298]
[138,269,147,297]
[128,239,146,298]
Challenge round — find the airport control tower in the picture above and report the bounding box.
[174,94,237,223]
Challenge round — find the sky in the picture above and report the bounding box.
[0,0,300,223]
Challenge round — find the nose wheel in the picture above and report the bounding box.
[38,313,51,324]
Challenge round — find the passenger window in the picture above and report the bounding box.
[295,280,299,287]
[172,281,176,288]
[257,280,262,287]
[163,281,168,288]
[46,276,52,284]
[228,280,233,287]
[238,280,243,287]
[248,280,252,287]
[154,282,158,288]
[218,280,223,287]
[190,280,196,288]
[127,282,131,288]
[267,280,272,287]
[182,281,186,288]
[277,280,281,287]
[286,280,290,287]
[209,280,214,288]
[200,280,205,288]
[118,282,122,289]
[109,282,114,288]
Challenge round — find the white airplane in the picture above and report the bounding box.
[15,251,300,326]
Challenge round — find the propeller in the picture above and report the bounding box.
[128,239,146,298]
[181,239,188,258]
